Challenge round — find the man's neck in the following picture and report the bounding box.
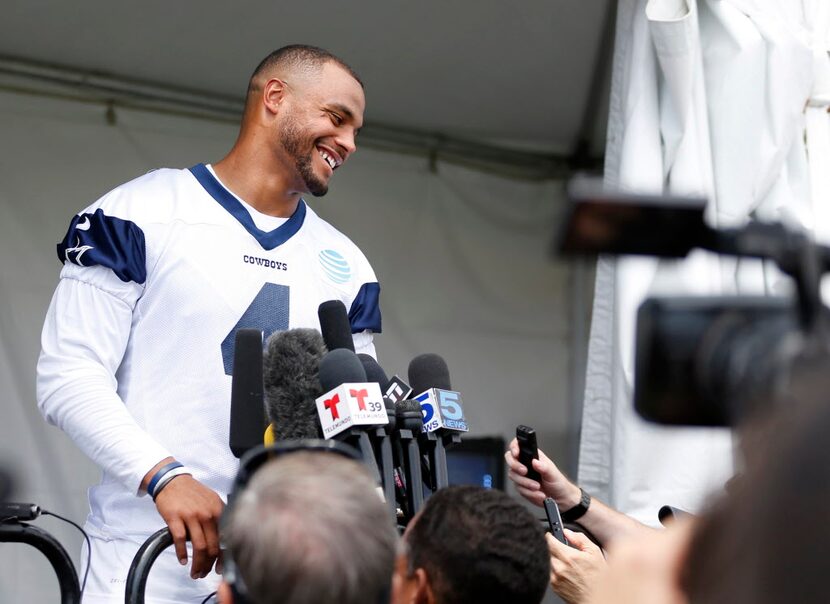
[212,146,303,218]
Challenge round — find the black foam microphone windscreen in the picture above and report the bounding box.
[230,329,266,459]
[358,354,390,390]
[395,399,425,432]
[319,348,367,392]
[318,300,355,352]
[408,353,452,393]
[264,328,327,440]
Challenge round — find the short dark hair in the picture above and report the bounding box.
[249,44,363,94]
[406,486,550,604]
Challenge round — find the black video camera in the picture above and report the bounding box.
[558,178,830,427]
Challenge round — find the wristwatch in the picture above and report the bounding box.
[560,487,591,523]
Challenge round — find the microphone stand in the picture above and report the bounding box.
[0,520,81,604]
[337,428,381,484]
[399,427,425,516]
[421,431,462,492]
[125,527,174,604]
[371,426,397,518]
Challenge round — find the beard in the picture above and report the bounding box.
[278,113,329,197]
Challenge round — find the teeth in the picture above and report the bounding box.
[319,149,337,169]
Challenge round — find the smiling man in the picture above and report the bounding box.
[36,45,380,604]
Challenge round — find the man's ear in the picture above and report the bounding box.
[217,580,234,604]
[412,567,436,604]
[261,78,288,115]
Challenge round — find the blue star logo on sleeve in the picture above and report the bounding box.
[64,237,95,265]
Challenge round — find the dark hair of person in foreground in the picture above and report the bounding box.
[683,362,830,604]
[405,485,550,604]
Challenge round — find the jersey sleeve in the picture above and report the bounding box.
[37,264,172,493]
[56,208,147,284]
[346,247,382,334]
[37,192,171,493]
[345,245,380,357]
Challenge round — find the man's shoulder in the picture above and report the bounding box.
[302,203,366,256]
[85,167,200,224]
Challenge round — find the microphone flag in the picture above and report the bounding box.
[316,383,388,439]
[413,388,469,433]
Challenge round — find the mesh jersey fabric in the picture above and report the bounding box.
[37,164,380,539]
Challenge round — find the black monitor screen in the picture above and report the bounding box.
[446,436,506,490]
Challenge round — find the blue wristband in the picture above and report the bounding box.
[147,461,184,498]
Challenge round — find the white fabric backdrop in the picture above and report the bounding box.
[579,0,830,525]
[0,89,574,602]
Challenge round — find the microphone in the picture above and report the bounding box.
[316,349,387,485]
[408,353,469,491]
[318,300,355,352]
[409,353,452,393]
[229,329,266,459]
[358,354,397,516]
[395,399,427,518]
[0,502,41,521]
[264,328,328,440]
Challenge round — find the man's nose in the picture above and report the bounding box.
[336,130,357,157]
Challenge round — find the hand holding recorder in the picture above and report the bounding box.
[507,430,654,548]
[505,434,582,511]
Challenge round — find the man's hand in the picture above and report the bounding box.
[505,438,581,508]
[142,459,224,580]
[548,529,606,604]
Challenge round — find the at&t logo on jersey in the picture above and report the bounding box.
[415,389,469,433]
[318,249,352,284]
[315,382,388,438]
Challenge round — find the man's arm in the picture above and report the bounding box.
[505,438,652,546]
[37,266,172,488]
[37,266,223,578]
[586,521,694,604]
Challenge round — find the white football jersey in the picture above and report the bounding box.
[37,164,380,538]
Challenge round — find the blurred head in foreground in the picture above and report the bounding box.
[683,362,830,604]
[220,451,398,604]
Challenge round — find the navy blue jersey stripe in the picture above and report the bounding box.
[349,282,382,333]
[189,163,306,250]
[57,209,147,284]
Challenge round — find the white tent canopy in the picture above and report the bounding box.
[0,1,614,163]
[581,0,830,525]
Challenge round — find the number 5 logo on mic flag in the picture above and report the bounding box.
[438,389,468,431]
[438,390,463,419]
[415,388,469,432]
[415,389,469,433]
